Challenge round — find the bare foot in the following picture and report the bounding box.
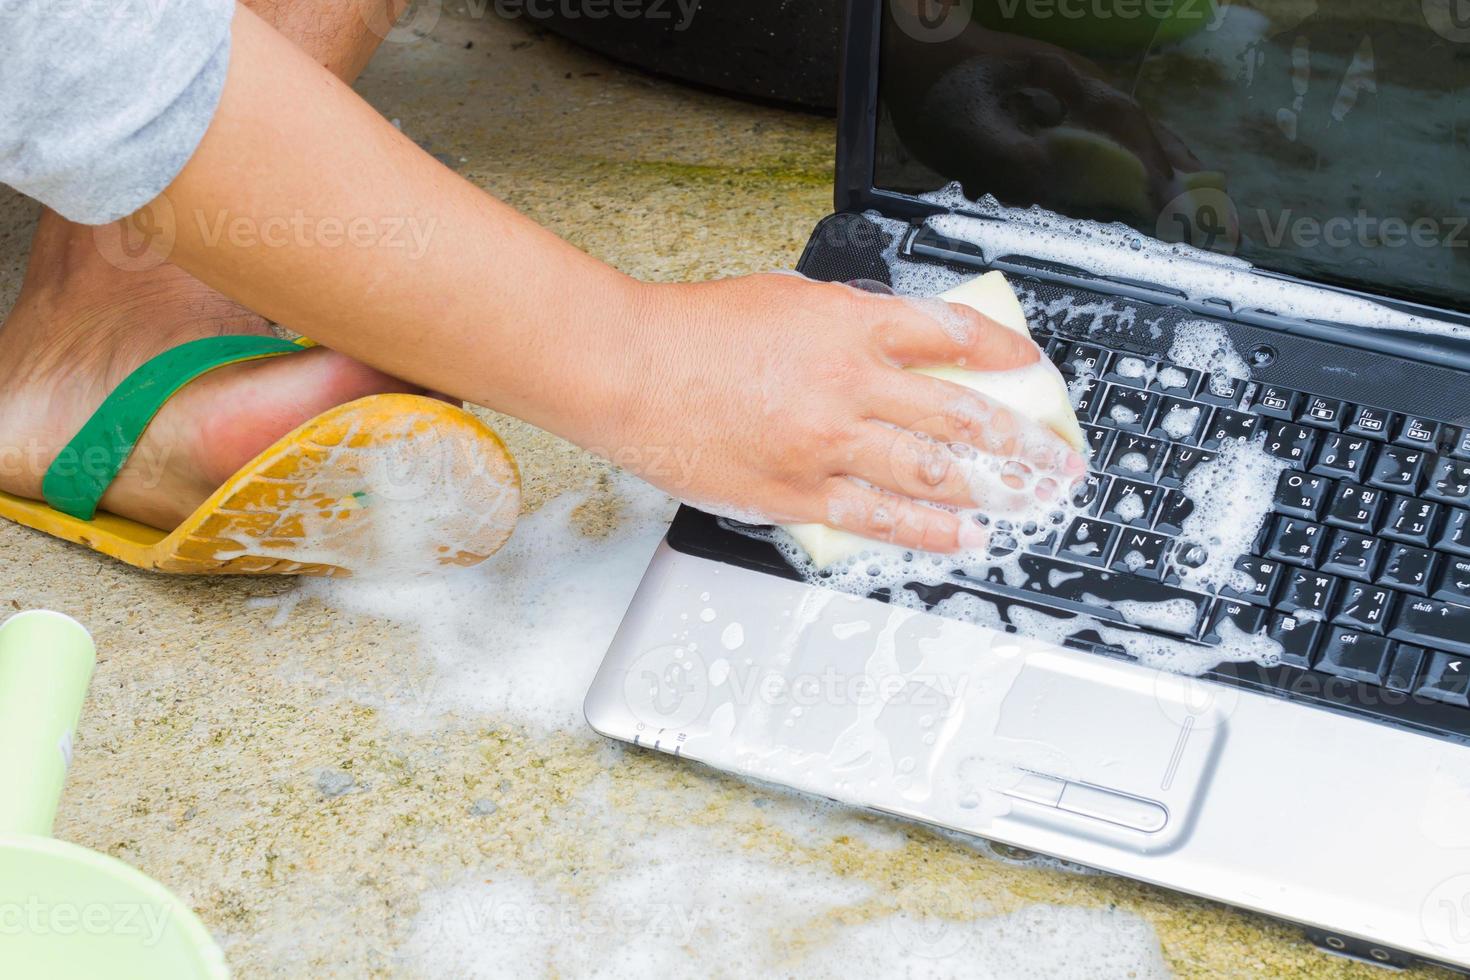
[0,210,426,530]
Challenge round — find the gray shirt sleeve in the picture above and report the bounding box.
[0,0,236,224]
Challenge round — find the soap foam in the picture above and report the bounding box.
[918,185,1470,339]
[750,247,1291,675]
[260,473,678,731]
[1167,319,1251,389]
[1171,439,1288,596]
[401,790,1168,979]
[222,406,521,577]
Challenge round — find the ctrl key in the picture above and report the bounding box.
[1314,627,1393,685]
[1416,651,1470,707]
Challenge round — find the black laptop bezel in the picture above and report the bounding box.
[834,0,1470,347]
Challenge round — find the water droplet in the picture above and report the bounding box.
[716,622,745,652]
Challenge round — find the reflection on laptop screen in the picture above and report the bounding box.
[875,0,1470,313]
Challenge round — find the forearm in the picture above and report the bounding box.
[148,4,1077,556]
[159,4,648,446]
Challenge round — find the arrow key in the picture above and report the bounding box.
[1416,651,1470,707]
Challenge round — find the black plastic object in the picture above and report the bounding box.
[535,0,842,110]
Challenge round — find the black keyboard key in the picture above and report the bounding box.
[1320,529,1382,581]
[1273,471,1331,520]
[1299,396,1346,430]
[1277,569,1339,618]
[1386,644,1426,693]
[1153,490,1194,535]
[1069,376,1101,420]
[1056,342,1107,376]
[1315,628,1393,685]
[1434,556,1470,604]
[1261,422,1317,468]
[1435,508,1470,556]
[1100,354,1158,387]
[1268,612,1322,668]
[1223,557,1282,605]
[1263,517,1326,567]
[1426,457,1470,506]
[1058,517,1120,567]
[1200,409,1260,450]
[1333,582,1396,634]
[1026,530,1059,555]
[1097,385,1156,433]
[1104,434,1165,480]
[1100,479,1160,527]
[1072,473,1108,516]
[1310,433,1373,481]
[1450,427,1470,461]
[1366,446,1428,494]
[1109,529,1170,579]
[1381,495,1441,546]
[1390,597,1470,656]
[1345,405,1395,440]
[1393,415,1441,451]
[1082,424,1115,465]
[1384,544,1438,596]
[1202,600,1267,645]
[1148,398,1208,445]
[1323,483,1384,533]
[1416,651,1470,707]
[1197,374,1247,407]
[1158,447,1214,488]
[1149,363,1200,396]
[1252,385,1299,422]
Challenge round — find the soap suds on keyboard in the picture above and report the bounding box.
[744,232,1303,674]
[916,185,1470,340]
[1168,320,1252,388]
[1173,440,1288,595]
[753,430,1287,675]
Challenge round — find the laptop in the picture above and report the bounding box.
[586,0,1470,970]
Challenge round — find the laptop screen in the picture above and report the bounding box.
[874,1,1470,314]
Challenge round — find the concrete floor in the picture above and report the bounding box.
[0,6,1449,978]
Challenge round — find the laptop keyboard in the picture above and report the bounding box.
[967,331,1470,719]
[665,217,1470,741]
[870,323,1470,743]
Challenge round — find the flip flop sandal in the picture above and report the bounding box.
[0,336,521,576]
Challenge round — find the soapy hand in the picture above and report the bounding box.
[606,273,1089,554]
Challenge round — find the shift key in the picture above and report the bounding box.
[1390,598,1470,656]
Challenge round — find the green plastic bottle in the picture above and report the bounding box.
[0,610,229,979]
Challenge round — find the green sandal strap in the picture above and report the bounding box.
[42,336,309,521]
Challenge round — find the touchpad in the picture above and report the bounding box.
[980,647,1229,850]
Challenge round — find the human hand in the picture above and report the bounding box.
[601,274,1089,553]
